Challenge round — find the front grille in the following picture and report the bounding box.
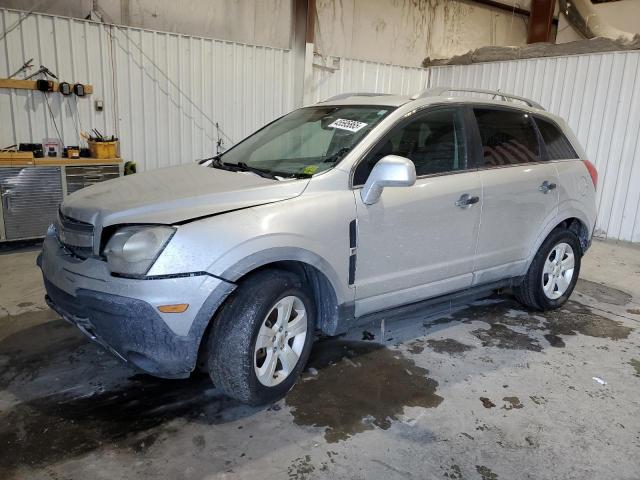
[56,210,95,259]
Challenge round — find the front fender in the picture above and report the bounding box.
[149,193,356,306]
[213,242,351,306]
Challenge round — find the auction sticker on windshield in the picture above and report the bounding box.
[329,118,368,133]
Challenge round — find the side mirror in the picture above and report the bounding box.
[361,155,416,205]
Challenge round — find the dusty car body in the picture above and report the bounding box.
[40,87,597,404]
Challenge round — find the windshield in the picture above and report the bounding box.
[217,105,394,177]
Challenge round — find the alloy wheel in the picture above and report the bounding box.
[541,242,575,300]
[254,295,307,387]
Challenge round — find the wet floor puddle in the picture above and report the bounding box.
[575,279,632,306]
[0,282,634,473]
[451,298,633,350]
[501,396,523,410]
[0,318,88,390]
[0,309,61,344]
[408,338,475,355]
[544,301,632,340]
[0,374,248,476]
[472,323,542,351]
[286,339,443,443]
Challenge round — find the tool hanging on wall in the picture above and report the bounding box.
[8,58,33,78]
[1,61,93,95]
[25,64,58,80]
[73,83,85,97]
[36,79,53,92]
[58,81,72,95]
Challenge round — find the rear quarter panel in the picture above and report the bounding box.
[555,159,597,235]
[525,160,596,267]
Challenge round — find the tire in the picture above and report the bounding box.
[515,228,582,310]
[207,269,315,405]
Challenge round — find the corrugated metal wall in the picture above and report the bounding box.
[309,52,640,242]
[309,56,429,103]
[428,52,640,243]
[2,7,639,242]
[0,8,294,171]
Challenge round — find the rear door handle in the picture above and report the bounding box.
[539,180,557,194]
[455,193,480,208]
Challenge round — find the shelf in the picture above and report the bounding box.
[0,78,93,94]
[0,156,122,167]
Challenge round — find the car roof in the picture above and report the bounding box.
[317,87,546,111]
[314,88,573,134]
[318,93,411,107]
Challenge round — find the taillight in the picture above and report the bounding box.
[582,159,598,189]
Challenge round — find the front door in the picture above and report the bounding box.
[352,106,482,317]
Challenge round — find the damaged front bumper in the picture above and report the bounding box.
[38,235,235,378]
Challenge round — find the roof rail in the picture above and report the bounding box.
[411,87,545,110]
[320,92,393,102]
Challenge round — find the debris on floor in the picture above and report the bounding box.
[592,376,607,386]
[361,330,375,341]
[479,397,496,409]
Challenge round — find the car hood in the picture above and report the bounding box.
[61,164,310,226]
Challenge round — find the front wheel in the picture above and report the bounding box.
[515,228,582,310]
[207,269,315,405]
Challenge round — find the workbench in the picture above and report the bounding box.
[0,157,123,242]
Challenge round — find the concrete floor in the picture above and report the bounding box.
[1,239,639,480]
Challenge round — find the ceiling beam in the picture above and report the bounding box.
[466,0,559,26]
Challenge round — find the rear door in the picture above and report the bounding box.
[471,106,559,284]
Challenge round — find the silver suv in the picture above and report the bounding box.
[39,87,597,404]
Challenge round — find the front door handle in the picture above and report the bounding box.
[539,180,557,194]
[455,193,480,208]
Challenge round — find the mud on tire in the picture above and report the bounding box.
[207,269,315,405]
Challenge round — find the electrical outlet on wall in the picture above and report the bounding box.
[95,99,104,111]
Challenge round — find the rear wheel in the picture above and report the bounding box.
[515,228,581,310]
[207,269,315,405]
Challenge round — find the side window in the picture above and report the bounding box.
[474,108,542,166]
[534,117,578,160]
[353,108,467,185]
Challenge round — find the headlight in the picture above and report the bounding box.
[103,225,175,276]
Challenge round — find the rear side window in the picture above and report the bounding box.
[474,108,542,166]
[534,117,578,160]
[353,107,467,184]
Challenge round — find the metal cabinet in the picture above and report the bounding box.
[0,162,123,242]
[65,165,121,194]
[0,167,63,241]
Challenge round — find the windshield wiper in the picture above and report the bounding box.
[209,156,237,172]
[222,161,278,179]
[273,171,312,179]
[322,147,351,164]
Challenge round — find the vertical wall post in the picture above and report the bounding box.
[527,0,555,43]
[292,0,310,108]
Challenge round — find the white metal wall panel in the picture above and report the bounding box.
[428,52,640,243]
[0,8,294,171]
[3,8,639,243]
[309,57,429,103]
